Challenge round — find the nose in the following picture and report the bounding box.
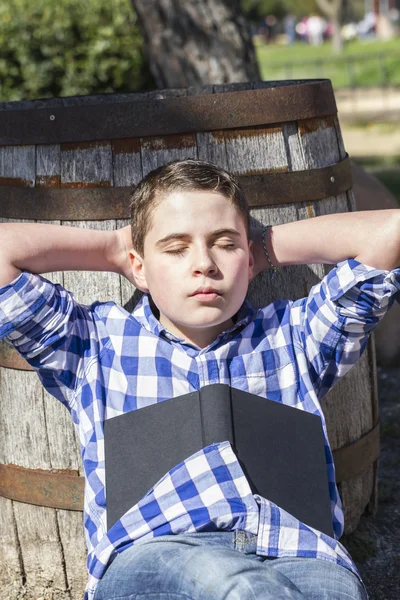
[192,244,218,276]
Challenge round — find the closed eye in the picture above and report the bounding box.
[166,244,236,256]
[166,248,186,256]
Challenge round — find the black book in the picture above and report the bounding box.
[104,384,333,536]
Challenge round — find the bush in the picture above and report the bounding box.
[0,0,154,101]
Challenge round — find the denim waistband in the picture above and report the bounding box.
[234,529,258,554]
[180,529,258,555]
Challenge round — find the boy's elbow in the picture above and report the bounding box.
[391,209,400,269]
[355,209,400,271]
[0,227,21,287]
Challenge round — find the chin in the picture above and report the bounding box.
[189,314,233,330]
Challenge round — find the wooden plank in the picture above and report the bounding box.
[0,145,35,187]
[339,470,374,534]
[112,138,142,187]
[0,369,68,595]
[56,509,88,600]
[0,496,23,600]
[140,133,197,176]
[0,359,52,471]
[13,502,70,596]
[61,140,112,187]
[196,131,230,171]
[113,138,144,312]
[224,124,289,176]
[36,144,61,188]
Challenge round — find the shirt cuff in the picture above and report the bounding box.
[0,271,55,340]
[326,258,400,307]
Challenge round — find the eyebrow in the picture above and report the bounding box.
[155,228,242,247]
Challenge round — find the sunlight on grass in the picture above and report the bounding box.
[256,37,400,87]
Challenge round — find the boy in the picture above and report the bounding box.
[0,159,399,600]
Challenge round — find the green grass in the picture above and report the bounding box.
[256,37,400,88]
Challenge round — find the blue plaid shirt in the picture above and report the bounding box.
[1,259,399,599]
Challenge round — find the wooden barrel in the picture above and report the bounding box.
[0,80,379,600]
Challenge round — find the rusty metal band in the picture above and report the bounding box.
[0,156,352,223]
[244,155,352,207]
[0,80,336,145]
[333,422,380,484]
[0,423,379,510]
[0,463,84,511]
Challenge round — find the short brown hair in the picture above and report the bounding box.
[129,159,250,256]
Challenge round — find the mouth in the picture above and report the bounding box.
[190,289,222,301]
[191,287,221,295]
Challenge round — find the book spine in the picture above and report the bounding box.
[199,384,234,447]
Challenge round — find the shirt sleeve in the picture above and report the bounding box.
[291,258,400,400]
[0,271,99,410]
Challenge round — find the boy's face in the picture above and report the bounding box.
[130,190,254,349]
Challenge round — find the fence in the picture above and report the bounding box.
[267,52,400,89]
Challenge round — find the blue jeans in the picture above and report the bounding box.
[94,530,368,600]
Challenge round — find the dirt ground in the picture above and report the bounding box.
[341,366,400,600]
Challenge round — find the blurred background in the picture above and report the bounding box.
[0,0,399,205]
[1,2,399,597]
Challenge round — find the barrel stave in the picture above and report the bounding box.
[0,366,69,597]
[37,144,61,188]
[224,124,290,175]
[140,133,197,175]
[0,486,23,597]
[0,145,35,187]
[112,139,142,187]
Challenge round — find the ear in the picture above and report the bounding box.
[129,249,150,293]
[248,239,255,281]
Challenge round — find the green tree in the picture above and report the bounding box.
[0,0,153,101]
[241,0,287,22]
[241,0,318,22]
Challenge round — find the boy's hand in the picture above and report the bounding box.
[114,226,136,285]
[249,227,270,280]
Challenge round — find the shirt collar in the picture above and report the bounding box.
[132,293,256,347]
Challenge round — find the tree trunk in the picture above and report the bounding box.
[315,0,344,53]
[130,0,261,88]
[332,17,343,53]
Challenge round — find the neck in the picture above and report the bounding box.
[149,296,237,348]
[162,315,234,348]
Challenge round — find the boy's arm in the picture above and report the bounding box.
[0,223,134,408]
[252,209,400,275]
[254,209,400,400]
[0,223,134,287]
